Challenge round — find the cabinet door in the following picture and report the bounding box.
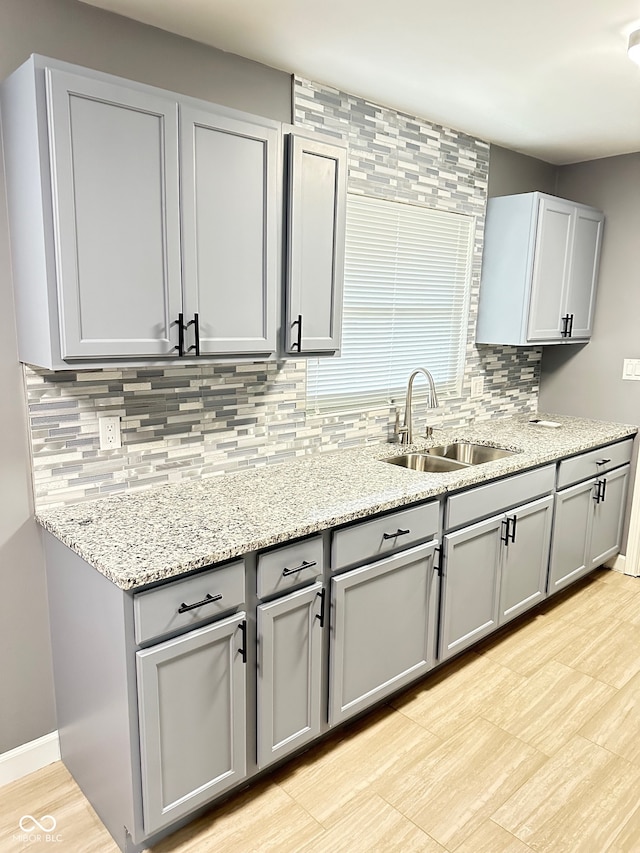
[285,134,347,354]
[46,69,182,359]
[257,582,323,769]
[500,496,553,624]
[565,207,604,339]
[590,465,630,570]
[329,542,437,726]
[440,515,502,661]
[548,479,594,594]
[136,613,247,835]
[527,196,574,341]
[180,105,278,355]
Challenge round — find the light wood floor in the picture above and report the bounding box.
[4,567,640,852]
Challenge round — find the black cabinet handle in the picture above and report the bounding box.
[568,314,574,337]
[595,459,611,466]
[174,312,185,356]
[593,480,604,503]
[560,314,571,338]
[282,559,317,577]
[238,620,247,663]
[177,592,222,614]
[600,478,607,503]
[290,314,303,352]
[501,518,510,544]
[315,588,326,628]
[382,528,410,541]
[434,546,443,577]
[187,313,200,356]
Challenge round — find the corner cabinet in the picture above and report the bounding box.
[476,192,604,346]
[284,129,347,355]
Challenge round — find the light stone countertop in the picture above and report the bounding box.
[36,413,637,591]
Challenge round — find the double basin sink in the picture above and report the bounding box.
[385,442,515,473]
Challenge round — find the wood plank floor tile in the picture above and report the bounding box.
[391,651,525,740]
[454,819,534,852]
[301,791,446,853]
[580,669,640,767]
[274,705,439,826]
[595,568,640,589]
[477,611,586,678]
[539,574,637,625]
[553,616,640,688]
[492,734,640,853]
[374,716,546,850]
[0,762,119,853]
[482,658,616,756]
[149,779,323,853]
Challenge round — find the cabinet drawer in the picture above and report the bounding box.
[134,560,244,645]
[257,536,323,599]
[446,465,555,530]
[557,439,633,489]
[331,501,439,572]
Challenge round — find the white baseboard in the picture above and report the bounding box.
[0,731,60,788]
[606,553,626,574]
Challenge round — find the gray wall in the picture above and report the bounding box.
[538,153,640,424]
[488,144,558,198]
[0,0,291,754]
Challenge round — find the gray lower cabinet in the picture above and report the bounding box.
[590,465,630,570]
[440,514,503,661]
[500,495,553,624]
[329,541,438,726]
[136,612,247,836]
[284,130,347,355]
[257,582,324,769]
[441,495,553,660]
[549,464,630,593]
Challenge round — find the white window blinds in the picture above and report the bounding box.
[306,194,474,414]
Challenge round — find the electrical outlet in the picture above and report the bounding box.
[470,376,484,399]
[98,415,122,450]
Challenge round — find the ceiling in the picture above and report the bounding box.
[79,0,640,165]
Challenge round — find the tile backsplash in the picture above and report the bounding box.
[24,77,541,508]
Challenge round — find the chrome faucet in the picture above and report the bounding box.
[397,368,439,445]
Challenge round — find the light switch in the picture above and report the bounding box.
[622,359,640,380]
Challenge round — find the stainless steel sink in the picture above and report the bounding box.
[385,453,467,473]
[383,442,515,473]
[425,442,515,464]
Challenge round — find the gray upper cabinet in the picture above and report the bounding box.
[476,192,604,346]
[181,105,278,356]
[1,55,282,368]
[46,69,182,360]
[284,130,347,355]
[136,612,247,836]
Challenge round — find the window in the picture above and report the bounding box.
[306,194,474,414]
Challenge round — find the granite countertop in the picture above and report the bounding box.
[36,413,637,591]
